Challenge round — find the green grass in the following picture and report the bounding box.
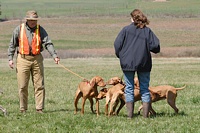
[0,58,200,132]
[54,39,110,49]
[1,0,200,19]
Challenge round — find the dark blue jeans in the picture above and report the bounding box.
[123,71,151,103]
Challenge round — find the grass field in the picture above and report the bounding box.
[0,0,200,132]
[1,0,200,19]
[1,0,200,58]
[0,58,200,132]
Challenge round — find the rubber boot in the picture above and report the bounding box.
[126,102,134,119]
[143,102,150,118]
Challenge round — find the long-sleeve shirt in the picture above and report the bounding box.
[8,22,58,61]
[114,22,160,72]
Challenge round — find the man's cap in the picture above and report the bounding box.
[25,10,38,20]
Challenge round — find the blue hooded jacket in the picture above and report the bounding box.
[114,22,160,72]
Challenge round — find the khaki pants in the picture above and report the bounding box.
[16,54,45,111]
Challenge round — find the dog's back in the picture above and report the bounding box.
[149,85,185,98]
[107,84,124,99]
[77,81,94,96]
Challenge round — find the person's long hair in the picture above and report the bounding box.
[130,9,149,28]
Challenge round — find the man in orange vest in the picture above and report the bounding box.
[8,10,60,113]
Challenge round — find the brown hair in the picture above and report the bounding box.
[130,9,149,28]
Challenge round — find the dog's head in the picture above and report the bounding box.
[149,88,160,102]
[106,77,124,85]
[97,88,108,100]
[90,76,106,88]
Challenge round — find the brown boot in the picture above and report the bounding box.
[143,102,150,118]
[126,102,134,119]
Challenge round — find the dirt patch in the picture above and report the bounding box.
[1,17,200,59]
[40,47,200,59]
[158,47,200,57]
[2,46,200,59]
[41,48,115,58]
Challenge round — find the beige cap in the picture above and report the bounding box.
[25,10,38,20]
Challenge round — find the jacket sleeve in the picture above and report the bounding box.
[148,29,160,54]
[114,28,125,58]
[8,26,20,61]
[40,26,58,58]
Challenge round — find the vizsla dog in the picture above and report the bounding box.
[98,86,156,116]
[97,77,155,116]
[137,85,186,115]
[103,77,125,116]
[0,89,7,116]
[105,84,125,116]
[74,76,106,116]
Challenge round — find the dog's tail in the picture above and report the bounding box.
[175,84,186,90]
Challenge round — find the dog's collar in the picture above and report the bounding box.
[86,81,90,85]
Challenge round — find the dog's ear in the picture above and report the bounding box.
[118,77,122,83]
[118,77,125,85]
[90,78,96,88]
[119,91,124,95]
[103,88,108,93]
[151,90,161,95]
[100,88,108,93]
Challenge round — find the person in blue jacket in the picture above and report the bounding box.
[114,9,160,118]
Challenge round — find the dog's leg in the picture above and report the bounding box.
[95,99,100,116]
[149,103,156,116]
[88,97,95,113]
[105,96,110,115]
[137,104,143,115]
[138,103,156,116]
[109,94,119,116]
[167,91,179,113]
[112,99,119,115]
[81,97,87,115]
[116,94,126,115]
[74,90,82,114]
[116,98,125,115]
[105,104,109,116]
[110,92,124,116]
[139,104,156,116]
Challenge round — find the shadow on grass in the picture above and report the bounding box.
[45,108,71,113]
[149,111,187,118]
[45,108,98,115]
[118,111,188,119]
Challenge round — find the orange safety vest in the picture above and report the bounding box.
[19,23,41,55]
